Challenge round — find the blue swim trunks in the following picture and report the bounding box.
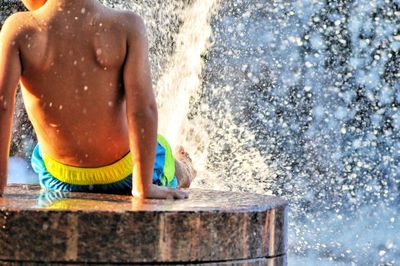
[31,135,178,194]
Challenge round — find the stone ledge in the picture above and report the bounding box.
[0,185,288,265]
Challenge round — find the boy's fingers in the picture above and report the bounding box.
[172,189,188,199]
[135,185,189,200]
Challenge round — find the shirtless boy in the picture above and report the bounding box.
[0,0,195,199]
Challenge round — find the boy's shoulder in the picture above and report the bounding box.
[106,9,147,36]
[1,11,36,43]
[2,11,34,30]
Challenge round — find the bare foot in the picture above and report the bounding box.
[175,146,197,188]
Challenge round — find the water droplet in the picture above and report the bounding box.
[42,223,49,230]
[74,17,78,20]
[73,60,77,65]
[84,86,88,91]
[108,101,113,107]
[99,23,103,27]
[59,105,63,110]
[96,49,102,56]
[81,8,86,14]
[49,102,53,107]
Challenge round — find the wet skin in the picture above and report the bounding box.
[0,0,188,199]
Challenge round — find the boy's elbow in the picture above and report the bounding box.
[127,102,158,122]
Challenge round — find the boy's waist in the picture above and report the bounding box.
[42,149,132,185]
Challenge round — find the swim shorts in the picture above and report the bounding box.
[31,134,178,193]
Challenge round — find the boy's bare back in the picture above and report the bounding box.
[15,1,142,166]
[0,0,188,199]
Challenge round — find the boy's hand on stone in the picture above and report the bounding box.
[132,184,188,200]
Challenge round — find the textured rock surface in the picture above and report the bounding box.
[0,185,287,265]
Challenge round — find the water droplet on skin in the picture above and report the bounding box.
[65,25,69,30]
[85,154,89,158]
[81,8,86,14]
[108,101,113,107]
[96,49,102,56]
[27,44,31,48]
[84,86,88,91]
[74,17,78,20]
[59,105,63,110]
[73,60,77,65]
[49,102,53,107]
[104,67,108,70]
[11,41,15,46]
[80,57,85,62]
[99,23,103,27]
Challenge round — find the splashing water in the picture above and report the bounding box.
[2,0,400,265]
[156,0,221,183]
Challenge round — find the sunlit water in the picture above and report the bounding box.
[1,0,399,265]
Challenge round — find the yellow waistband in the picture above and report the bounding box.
[42,151,133,185]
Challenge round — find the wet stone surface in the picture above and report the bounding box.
[0,185,287,265]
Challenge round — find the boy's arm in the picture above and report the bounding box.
[0,15,22,196]
[123,14,187,199]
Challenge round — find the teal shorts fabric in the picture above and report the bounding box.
[31,142,178,194]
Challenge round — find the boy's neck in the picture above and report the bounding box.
[40,0,97,15]
[45,0,96,10]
